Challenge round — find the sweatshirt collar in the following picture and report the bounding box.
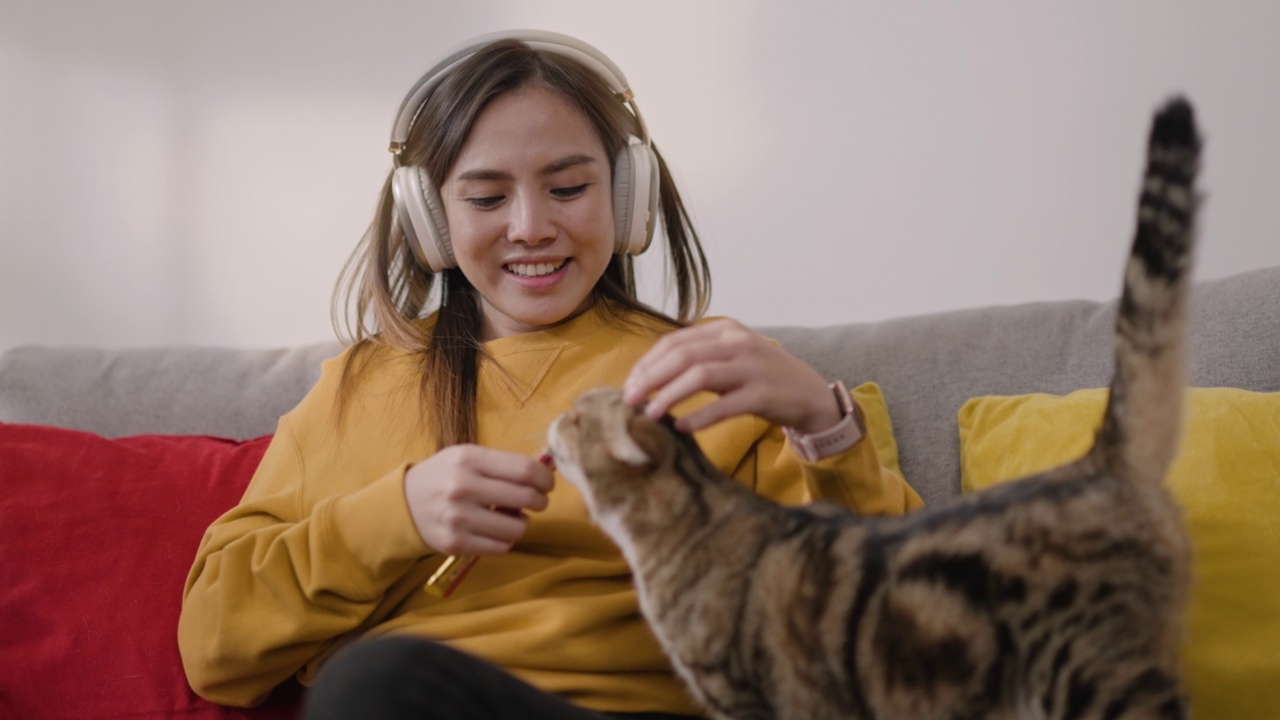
[482,302,613,358]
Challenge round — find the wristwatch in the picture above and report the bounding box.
[783,380,866,462]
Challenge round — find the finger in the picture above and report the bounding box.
[626,340,734,406]
[641,361,747,420]
[671,389,764,433]
[625,323,752,405]
[445,527,522,556]
[626,320,732,377]
[469,507,531,547]
[457,537,511,556]
[452,446,555,493]
[462,475,552,514]
[433,503,531,555]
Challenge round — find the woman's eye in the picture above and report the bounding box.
[468,195,504,209]
[552,184,588,199]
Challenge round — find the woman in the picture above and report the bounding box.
[177,30,922,719]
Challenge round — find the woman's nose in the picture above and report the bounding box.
[507,192,556,246]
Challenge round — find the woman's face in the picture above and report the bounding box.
[441,85,616,341]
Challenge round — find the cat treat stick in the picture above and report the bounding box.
[424,451,555,598]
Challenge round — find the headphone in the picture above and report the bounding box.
[388,30,660,273]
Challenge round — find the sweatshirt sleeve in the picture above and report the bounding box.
[177,377,433,706]
[722,399,924,516]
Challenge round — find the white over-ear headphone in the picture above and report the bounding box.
[388,30,660,273]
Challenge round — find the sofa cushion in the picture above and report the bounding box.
[957,388,1280,719]
[0,424,301,719]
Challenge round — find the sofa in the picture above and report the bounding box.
[2,265,1277,719]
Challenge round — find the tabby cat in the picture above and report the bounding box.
[548,97,1200,720]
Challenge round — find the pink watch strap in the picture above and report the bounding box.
[783,380,866,462]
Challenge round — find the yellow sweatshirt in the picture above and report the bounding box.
[178,305,922,715]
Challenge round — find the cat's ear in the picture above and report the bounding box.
[607,429,653,466]
[606,409,675,466]
[624,413,676,468]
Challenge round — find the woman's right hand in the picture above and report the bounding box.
[404,445,554,556]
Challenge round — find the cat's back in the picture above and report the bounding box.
[817,466,1188,718]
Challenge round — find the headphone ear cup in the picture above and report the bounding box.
[391,166,456,272]
[612,139,659,256]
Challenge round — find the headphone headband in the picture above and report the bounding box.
[389,29,646,158]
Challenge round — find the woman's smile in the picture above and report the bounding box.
[505,258,571,281]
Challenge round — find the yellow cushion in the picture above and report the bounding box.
[957,388,1280,719]
[852,381,902,476]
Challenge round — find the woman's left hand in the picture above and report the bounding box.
[622,318,841,434]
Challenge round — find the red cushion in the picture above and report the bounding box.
[0,424,302,719]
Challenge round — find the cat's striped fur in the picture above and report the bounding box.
[549,97,1199,720]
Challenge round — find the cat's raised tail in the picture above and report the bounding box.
[1093,97,1202,485]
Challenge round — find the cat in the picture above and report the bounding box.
[548,96,1199,720]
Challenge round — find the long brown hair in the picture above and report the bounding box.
[332,38,711,449]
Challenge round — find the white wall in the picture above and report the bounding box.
[3,1,1278,355]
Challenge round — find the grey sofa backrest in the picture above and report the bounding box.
[763,266,1280,505]
[0,343,342,440]
[2,266,1277,506]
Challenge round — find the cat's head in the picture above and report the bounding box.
[547,387,680,516]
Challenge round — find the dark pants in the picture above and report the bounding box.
[302,635,702,720]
